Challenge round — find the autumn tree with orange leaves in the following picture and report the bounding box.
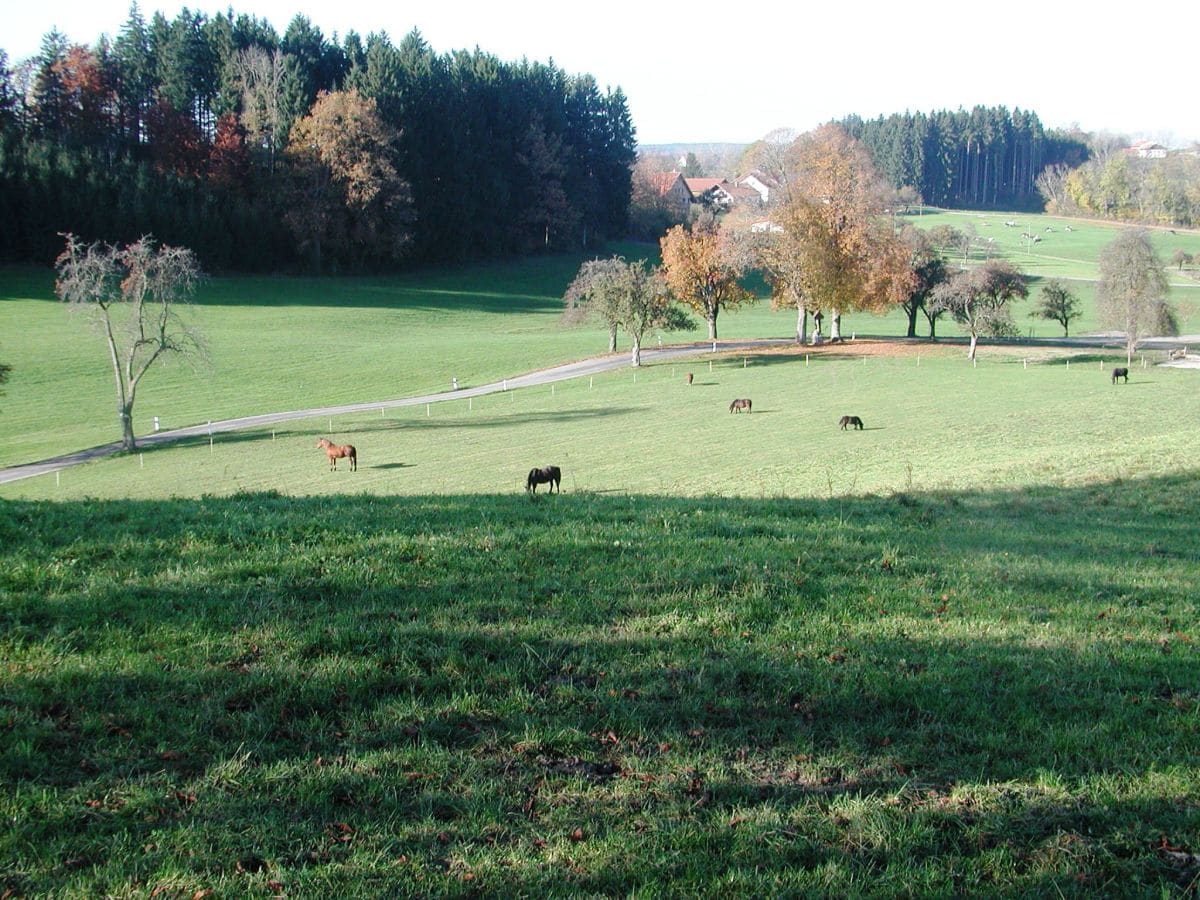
[659,221,754,341]
[284,89,414,272]
[764,125,915,342]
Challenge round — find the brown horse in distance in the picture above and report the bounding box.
[729,398,752,413]
[526,465,561,494]
[316,437,357,471]
[839,415,864,430]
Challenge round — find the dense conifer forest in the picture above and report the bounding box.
[0,9,636,271]
[839,107,1089,211]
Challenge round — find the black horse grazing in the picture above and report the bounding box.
[526,465,561,494]
[729,398,752,413]
[1112,367,1129,384]
[839,415,864,430]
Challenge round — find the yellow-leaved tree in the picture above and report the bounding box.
[659,220,754,341]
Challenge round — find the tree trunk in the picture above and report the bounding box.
[630,333,641,367]
[968,333,978,362]
[796,305,808,344]
[830,309,842,342]
[120,405,137,450]
[707,304,718,341]
[608,325,617,353]
[905,302,919,338]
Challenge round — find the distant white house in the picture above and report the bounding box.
[734,172,778,204]
[1126,140,1168,159]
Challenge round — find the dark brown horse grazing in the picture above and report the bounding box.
[317,437,357,471]
[526,465,561,493]
[1111,367,1129,384]
[686,372,694,385]
[839,415,864,430]
[729,398,752,413]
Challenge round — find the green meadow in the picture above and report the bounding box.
[2,345,1198,501]
[3,217,1200,895]
[905,209,1200,335]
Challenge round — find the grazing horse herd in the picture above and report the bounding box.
[314,358,1138,489]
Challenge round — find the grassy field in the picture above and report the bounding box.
[4,211,1198,471]
[3,220,1200,893]
[905,209,1200,335]
[2,342,1198,502]
[2,468,1198,894]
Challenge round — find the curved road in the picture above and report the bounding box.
[2,333,1193,486]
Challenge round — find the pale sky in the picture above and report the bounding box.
[4,0,1196,147]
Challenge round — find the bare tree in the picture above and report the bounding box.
[54,234,205,450]
[562,256,628,352]
[1097,229,1176,365]
[1033,279,1081,337]
[562,256,694,365]
[231,46,287,171]
[1034,163,1071,214]
[929,260,1028,362]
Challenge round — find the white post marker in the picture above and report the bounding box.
[469,397,473,411]
[426,404,430,417]
[140,454,144,468]
[712,341,717,352]
[153,416,160,431]
[56,471,60,487]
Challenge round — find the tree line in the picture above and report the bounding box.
[0,8,636,270]
[835,107,1088,211]
[1036,152,1200,227]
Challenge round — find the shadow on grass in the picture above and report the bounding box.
[143,407,645,455]
[2,474,1198,892]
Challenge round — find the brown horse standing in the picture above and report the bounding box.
[526,465,561,493]
[316,437,357,471]
[686,372,694,385]
[729,398,752,413]
[1111,367,1129,384]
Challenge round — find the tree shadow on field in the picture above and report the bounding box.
[350,405,642,433]
[1,473,1199,893]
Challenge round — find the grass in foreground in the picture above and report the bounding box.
[1,475,1198,895]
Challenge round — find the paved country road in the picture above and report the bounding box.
[2,334,1194,486]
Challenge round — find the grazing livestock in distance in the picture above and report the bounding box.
[1112,367,1129,384]
[526,465,561,494]
[686,372,694,385]
[839,415,864,430]
[729,398,752,413]
[316,437,357,471]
